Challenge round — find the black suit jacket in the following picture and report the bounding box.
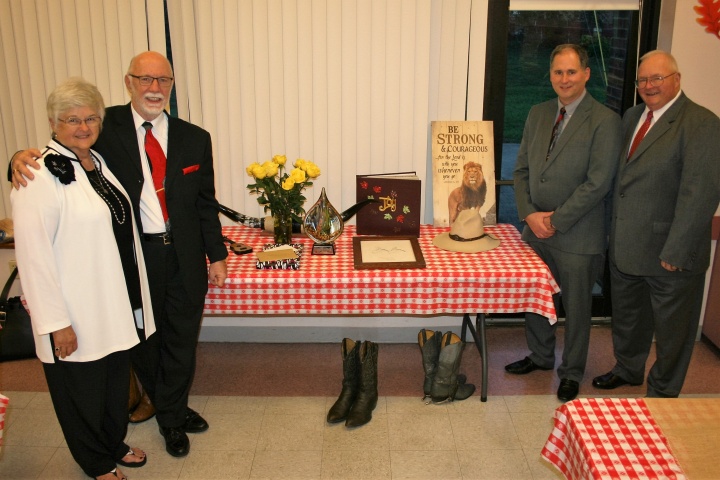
[94,104,227,304]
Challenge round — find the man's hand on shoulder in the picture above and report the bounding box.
[10,149,43,189]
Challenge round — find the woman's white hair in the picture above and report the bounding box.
[47,77,105,123]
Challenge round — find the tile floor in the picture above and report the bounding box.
[2,391,576,479]
[4,391,717,479]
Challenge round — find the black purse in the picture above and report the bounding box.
[0,266,36,361]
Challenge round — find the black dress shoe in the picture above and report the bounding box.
[159,426,190,457]
[592,371,642,390]
[557,379,579,402]
[504,356,553,375]
[184,408,209,433]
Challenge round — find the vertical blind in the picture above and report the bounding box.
[0,0,166,217]
[166,0,488,223]
[0,0,489,223]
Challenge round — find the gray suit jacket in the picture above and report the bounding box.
[514,93,622,255]
[610,93,720,276]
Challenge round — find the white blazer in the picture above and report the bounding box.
[11,140,156,363]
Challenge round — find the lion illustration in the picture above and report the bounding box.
[448,161,487,224]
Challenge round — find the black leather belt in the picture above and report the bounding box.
[143,232,173,245]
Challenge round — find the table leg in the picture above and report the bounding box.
[461,313,488,402]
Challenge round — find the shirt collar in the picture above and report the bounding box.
[642,89,682,122]
[130,106,168,135]
[558,89,586,117]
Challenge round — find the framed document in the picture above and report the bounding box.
[352,236,426,270]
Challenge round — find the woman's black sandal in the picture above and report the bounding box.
[116,448,147,468]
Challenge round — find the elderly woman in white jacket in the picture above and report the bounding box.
[11,78,156,480]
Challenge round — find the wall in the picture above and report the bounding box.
[659,0,720,337]
[660,0,720,117]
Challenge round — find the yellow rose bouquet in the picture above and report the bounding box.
[246,155,321,243]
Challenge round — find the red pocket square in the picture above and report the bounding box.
[183,164,200,175]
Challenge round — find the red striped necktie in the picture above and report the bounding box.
[546,107,566,160]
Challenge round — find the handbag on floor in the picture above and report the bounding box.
[0,266,36,361]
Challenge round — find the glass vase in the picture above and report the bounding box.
[273,212,293,245]
[303,187,344,254]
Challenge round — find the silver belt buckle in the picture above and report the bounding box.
[162,232,172,245]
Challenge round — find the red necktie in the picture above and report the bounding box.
[627,111,653,159]
[546,107,566,160]
[143,122,169,221]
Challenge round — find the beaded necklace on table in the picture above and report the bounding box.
[84,153,127,225]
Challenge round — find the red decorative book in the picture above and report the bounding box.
[355,172,421,236]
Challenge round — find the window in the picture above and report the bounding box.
[483,0,651,318]
[499,9,635,230]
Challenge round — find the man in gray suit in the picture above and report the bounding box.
[593,50,720,398]
[507,44,622,402]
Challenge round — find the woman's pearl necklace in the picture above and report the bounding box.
[87,154,126,225]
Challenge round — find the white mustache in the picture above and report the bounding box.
[143,93,165,103]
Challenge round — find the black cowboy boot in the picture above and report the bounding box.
[327,338,360,423]
[430,332,475,403]
[418,329,442,400]
[418,329,468,401]
[345,341,379,428]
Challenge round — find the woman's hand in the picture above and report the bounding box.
[52,326,78,359]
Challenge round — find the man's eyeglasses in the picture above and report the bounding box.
[634,72,678,88]
[57,116,102,127]
[128,74,174,87]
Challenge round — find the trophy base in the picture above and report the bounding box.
[312,243,336,255]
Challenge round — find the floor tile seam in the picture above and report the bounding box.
[385,410,451,417]
[1,438,67,448]
[387,447,464,479]
[510,410,554,447]
[206,398,269,415]
[33,445,66,480]
[507,409,555,443]
[384,448,465,478]
[521,445,555,478]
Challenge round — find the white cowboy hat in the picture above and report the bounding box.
[432,209,500,253]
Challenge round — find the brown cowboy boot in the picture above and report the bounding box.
[128,368,140,413]
[129,389,156,423]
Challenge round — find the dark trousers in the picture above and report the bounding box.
[609,260,704,397]
[525,242,601,382]
[43,350,130,477]
[131,241,205,428]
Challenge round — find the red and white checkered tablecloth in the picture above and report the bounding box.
[542,398,686,479]
[0,393,8,445]
[205,224,560,319]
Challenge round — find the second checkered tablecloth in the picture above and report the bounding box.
[542,398,685,479]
